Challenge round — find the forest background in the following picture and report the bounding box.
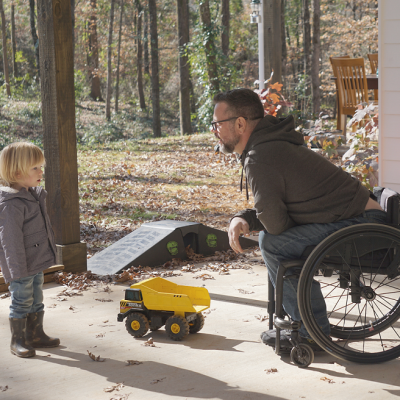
[0,0,378,256]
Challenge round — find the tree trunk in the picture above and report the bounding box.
[303,0,311,75]
[88,0,103,101]
[311,0,320,115]
[221,0,229,56]
[136,1,146,109]
[177,0,192,135]
[272,0,282,84]
[0,0,10,96]
[105,0,115,120]
[143,8,149,74]
[29,0,40,77]
[11,3,17,77]
[263,0,281,85]
[115,0,124,113]
[199,0,219,93]
[281,0,287,86]
[71,0,75,68]
[149,0,161,137]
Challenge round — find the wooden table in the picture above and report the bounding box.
[366,74,378,90]
[330,74,378,89]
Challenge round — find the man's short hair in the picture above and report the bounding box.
[213,88,264,121]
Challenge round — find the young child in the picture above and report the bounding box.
[0,142,60,358]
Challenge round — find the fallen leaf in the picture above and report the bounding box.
[126,360,142,366]
[142,337,156,347]
[87,350,105,362]
[320,377,335,384]
[265,368,278,374]
[104,383,124,392]
[150,377,166,384]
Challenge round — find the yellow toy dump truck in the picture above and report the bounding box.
[118,277,211,341]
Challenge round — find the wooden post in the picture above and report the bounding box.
[37,0,87,274]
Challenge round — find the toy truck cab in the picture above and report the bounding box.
[119,288,144,314]
[118,277,210,341]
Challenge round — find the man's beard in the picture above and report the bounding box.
[219,131,240,155]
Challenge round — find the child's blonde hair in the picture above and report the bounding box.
[0,142,45,186]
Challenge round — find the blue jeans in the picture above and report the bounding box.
[9,272,44,319]
[259,209,388,338]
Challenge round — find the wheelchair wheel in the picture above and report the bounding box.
[298,224,400,364]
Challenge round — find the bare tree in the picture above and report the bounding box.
[115,0,124,113]
[11,3,17,77]
[311,0,321,115]
[221,0,229,56]
[303,0,311,93]
[106,0,115,120]
[177,0,192,135]
[71,0,75,67]
[143,8,149,74]
[281,0,287,86]
[29,0,40,77]
[263,0,282,84]
[0,0,10,96]
[199,0,219,92]
[88,0,103,101]
[149,0,161,137]
[136,0,146,109]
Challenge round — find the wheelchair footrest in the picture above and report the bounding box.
[275,317,301,331]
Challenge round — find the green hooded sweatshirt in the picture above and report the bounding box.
[234,114,370,235]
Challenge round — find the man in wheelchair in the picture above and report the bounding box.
[212,88,388,353]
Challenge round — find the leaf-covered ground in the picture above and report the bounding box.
[78,135,252,256]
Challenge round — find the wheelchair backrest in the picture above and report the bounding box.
[373,187,400,225]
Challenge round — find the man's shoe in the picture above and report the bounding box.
[260,329,292,351]
[260,329,324,352]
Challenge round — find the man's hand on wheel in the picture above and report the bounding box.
[228,217,250,253]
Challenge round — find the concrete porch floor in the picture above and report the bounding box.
[1,262,400,400]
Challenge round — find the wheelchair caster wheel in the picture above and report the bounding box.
[290,344,314,368]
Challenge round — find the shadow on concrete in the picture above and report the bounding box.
[38,347,285,400]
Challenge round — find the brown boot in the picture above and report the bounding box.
[9,318,36,358]
[26,311,60,348]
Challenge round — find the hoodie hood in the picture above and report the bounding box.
[239,115,304,199]
[244,115,304,156]
[0,186,45,203]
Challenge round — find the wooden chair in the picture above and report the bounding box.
[330,55,350,130]
[368,53,378,100]
[330,57,369,136]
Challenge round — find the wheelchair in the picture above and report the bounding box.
[267,187,400,368]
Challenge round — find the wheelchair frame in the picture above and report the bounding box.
[267,189,400,367]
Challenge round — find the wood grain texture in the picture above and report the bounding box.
[37,0,80,245]
[56,242,87,274]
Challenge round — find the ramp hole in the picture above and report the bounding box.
[183,233,198,253]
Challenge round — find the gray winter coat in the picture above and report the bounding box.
[0,186,56,283]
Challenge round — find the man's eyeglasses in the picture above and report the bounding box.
[211,117,248,131]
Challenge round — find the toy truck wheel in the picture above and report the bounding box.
[125,312,149,338]
[189,313,205,334]
[165,316,189,341]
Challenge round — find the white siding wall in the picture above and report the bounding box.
[379,0,400,192]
